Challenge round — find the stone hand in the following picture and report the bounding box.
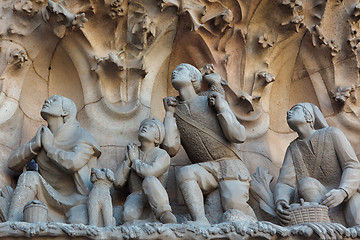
[127,143,139,162]
[321,189,347,208]
[276,200,291,225]
[41,126,54,151]
[124,149,132,167]
[208,92,228,113]
[35,126,44,149]
[163,97,177,114]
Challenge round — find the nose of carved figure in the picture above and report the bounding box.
[287,111,292,118]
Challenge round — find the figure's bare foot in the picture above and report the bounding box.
[159,211,177,224]
[185,217,210,226]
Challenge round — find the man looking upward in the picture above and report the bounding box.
[7,95,101,224]
[162,63,255,225]
[275,103,360,226]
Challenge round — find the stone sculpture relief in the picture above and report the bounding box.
[163,63,255,225]
[275,103,360,227]
[114,118,176,224]
[0,0,359,239]
[7,95,101,224]
[88,168,116,227]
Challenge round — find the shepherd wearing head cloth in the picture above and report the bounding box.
[275,103,360,226]
[7,95,101,224]
[114,118,177,224]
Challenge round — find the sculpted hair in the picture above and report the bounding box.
[59,95,78,123]
[140,118,165,146]
[175,63,202,93]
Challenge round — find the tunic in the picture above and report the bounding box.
[275,127,360,204]
[8,118,101,221]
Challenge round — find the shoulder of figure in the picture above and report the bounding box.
[325,126,344,137]
[155,147,170,157]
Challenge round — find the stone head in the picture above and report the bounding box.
[41,95,77,123]
[204,72,226,86]
[90,168,115,184]
[171,63,202,93]
[287,103,328,131]
[138,118,165,146]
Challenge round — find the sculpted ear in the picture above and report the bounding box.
[61,110,69,117]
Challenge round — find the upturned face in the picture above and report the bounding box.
[41,95,64,119]
[286,105,308,131]
[171,65,192,90]
[138,121,158,143]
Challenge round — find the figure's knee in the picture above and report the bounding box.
[219,180,255,218]
[122,194,144,222]
[142,176,160,190]
[176,166,196,184]
[123,205,142,222]
[345,193,360,227]
[298,177,326,203]
[17,171,41,188]
[220,180,250,208]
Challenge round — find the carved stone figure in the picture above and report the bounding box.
[88,168,115,227]
[275,103,360,227]
[163,63,255,225]
[7,95,101,224]
[114,118,176,224]
[131,14,156,50]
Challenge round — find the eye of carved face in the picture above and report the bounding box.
[41,96,64,118]
[139,122,158,143]
[286,105,308,130]
[171,66,192,89]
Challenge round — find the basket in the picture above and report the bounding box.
[23,200,48,223]
[288,199,330,225]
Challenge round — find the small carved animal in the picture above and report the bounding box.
[88,168,115,227]
[204,72,226,96]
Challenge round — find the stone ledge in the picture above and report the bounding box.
[0,221,360,240]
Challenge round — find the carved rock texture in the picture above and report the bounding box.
[2,221,360,239]
[0,0,359,237]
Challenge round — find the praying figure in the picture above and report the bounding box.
[7,95,101,223]
[114,118,177,224]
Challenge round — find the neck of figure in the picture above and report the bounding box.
[178,85,197,101]
[46,116,64,135]
[140,140,156,153]
[295,123,316,140]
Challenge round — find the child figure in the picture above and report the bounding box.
[115,118,177,224]
[88,168,116,227]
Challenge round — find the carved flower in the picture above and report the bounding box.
[8,49,28,68]
[349,33,360,50]
[291,15,304,32]
[328,40,340,56]
[72,13,88,28]
[258,33,274,48]
[282,0,303,9]
[109,0,125,19]
[257,71,275,83]
[334,86,355,103]
[354,3,360,18]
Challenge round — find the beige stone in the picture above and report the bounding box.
[0,0,359,238]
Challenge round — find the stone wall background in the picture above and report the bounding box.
[0,0,359,220]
